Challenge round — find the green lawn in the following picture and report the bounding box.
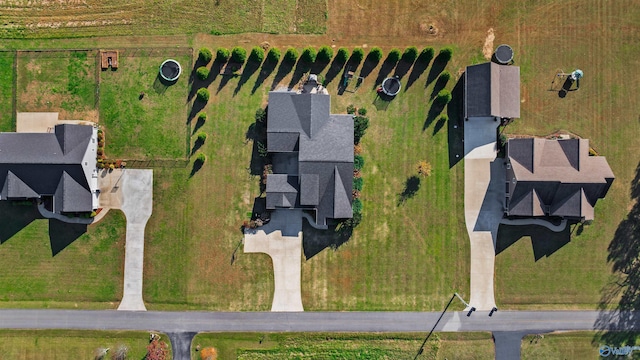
[99,50,191,160]
[520,331,640,360]
[192,332,494,359]
[0,330,170,360]
[0,205,125,306]
[0,51,15,132]
[16,50,97,122]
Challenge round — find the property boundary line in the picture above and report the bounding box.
[11,50,17,132]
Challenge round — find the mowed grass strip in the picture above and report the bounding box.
[262,0,297,34]
[0,330,170,360]
[296,0,328,34]
[0,51,15,132]
[16,50,97,121]
[99,52,190,160]
[192,332,494,359]
[521,331,620,360]
[0,206,126,304]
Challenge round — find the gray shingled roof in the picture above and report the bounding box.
[506,138,614,220]
[465,62,520,119]
[0,124,95,213]
[266,88,354,225]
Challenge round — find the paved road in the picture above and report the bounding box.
[0,310,636,333]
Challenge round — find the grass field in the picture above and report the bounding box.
[520,331,637,360]
[0,330,170,359]
[191,332,494,359]
[0,51,15,132]
[0,0,327,39]
[16,50,97,121]
[99,49,191,159]
[0,205,125,306]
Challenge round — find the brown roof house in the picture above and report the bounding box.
[465,62,520,120]
[505,138,614,221]
[0,123,99,215]
[266,76,354,227]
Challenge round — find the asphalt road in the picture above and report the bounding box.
[0,310,636,333]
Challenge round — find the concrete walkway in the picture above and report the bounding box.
[500,218,568,232]
[244,209,304,312]
[16,112,94,133]
[464,117,503,311]
[98,169,153,311]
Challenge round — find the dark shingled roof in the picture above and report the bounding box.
[506,138,614,221]
[266,88,354,226]
[0,124,95,213]
[465,62,520,119]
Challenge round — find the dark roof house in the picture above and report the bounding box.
[0,123,99,214]
[505,138,614,221]
[266,79,354,226]
[465,62,520,119]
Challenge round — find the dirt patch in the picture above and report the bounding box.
[482,28,495,60]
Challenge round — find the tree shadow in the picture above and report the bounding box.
[187,59,223,102]
[287,59,311,90]
[190,138,205,156]
[190,158,206,177]
[397,176,421,206]
[372,92,394,111]
[405,53,433,91]
[0,201,41,244]
[373,56,399,89]
[234,58,263,96]
[187,99,207,123]
[192,116,206,134]
[48,220,87,256]
[216,61,243,94]
[310,58,330,75]
[393,58,415,79]
[270,60,295,90]
[358,56,380,79]
[432,116,447,136]
[495,222,571,261]
[251,58,278,94]
[323,57,347,86]
[447,77,464,168]
[594,161,640,345]
[423,100,446,131]
[302,215,361,260]
[426,53,451,86]
[430,73,450,100]
[152,74,174,95]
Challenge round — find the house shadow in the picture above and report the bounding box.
[251,58,278,94]
[302,216,358,260]
[447,77,464,168]
[495,222,571,261]
[397,175,421,206]
[373,55,399,89]
[0,201,41,244]
[426,53,451,86]
[593,161,640,345]
[270,60,295,90]
[405,52,433,91]
[246,111,268,176]
[323,57,347,86]
[49,220,87,256]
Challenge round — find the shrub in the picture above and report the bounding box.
[216,47,230,62]
[198,47,212,64]
[435,89,452,105]
[367,47,383,63]
[231,47,247,63]
[317,46,333,63]
[417,160,432,177]
[197,132,207,143]
[196,153,207,164]
[198,112,207,122]
[357,107,367,116]
[352,198,363,215]
[354,143,363,155]
[438,71,451,83]
[402,46,419,63]
[249,46,265,63]
[335,47,349,64]
[418,47,435,64]
[196,88,210,102]
[301,46,317,64]
[353,177,363,191]
[354,115,370,144]
[196,66,209,80]
[266,48,281,63]
[284,48,298,64]
[354,154,365,170]
[438,47,454,62]
[438,114,449,123]
[255,108,267,122]
[350,48,365,64]
[387,48,401,63]
[346,104,356,114]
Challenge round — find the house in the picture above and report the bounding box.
[505,138,614,221]
[266,77,354,226]
[0,123,99,214]
[465,62,520,120]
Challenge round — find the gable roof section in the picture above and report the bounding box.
[466,62,520,119]
[333,166,353,219]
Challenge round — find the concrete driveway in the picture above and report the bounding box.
[98,169,153,311]
[244,209,304,312]
[464,117,503,311]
